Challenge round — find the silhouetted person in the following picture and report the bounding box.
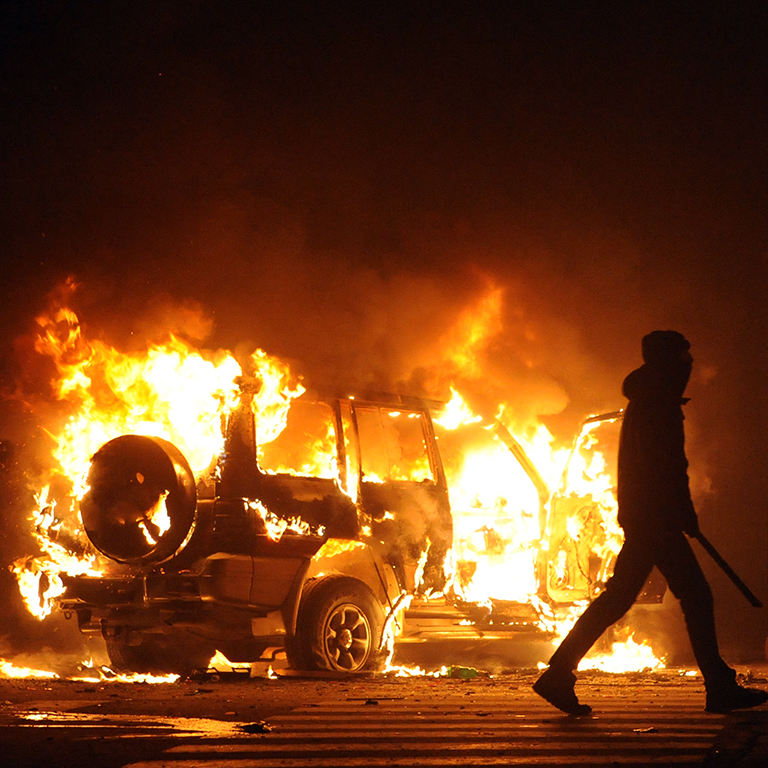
[534,331,768,715]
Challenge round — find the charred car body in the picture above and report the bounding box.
[58,391,664,676]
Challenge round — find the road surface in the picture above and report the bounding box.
[1,666,767,766]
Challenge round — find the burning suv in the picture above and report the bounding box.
[57,387,663,676]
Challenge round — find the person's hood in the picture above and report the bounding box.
[622,363,690,403]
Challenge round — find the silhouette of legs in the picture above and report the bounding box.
[547,535,652,672]
[534,528,768,713]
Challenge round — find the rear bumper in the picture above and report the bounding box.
[58,573,203,609]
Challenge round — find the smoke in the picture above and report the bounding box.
[1,3,766,660]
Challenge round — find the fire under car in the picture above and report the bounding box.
[57,389,665,676]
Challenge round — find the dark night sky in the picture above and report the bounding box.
[1,1,767,657]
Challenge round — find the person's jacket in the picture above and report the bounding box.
[617,363,698,536]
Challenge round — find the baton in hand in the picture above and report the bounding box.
[694,532,763,608]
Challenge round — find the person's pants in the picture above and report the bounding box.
[548,529,734,686]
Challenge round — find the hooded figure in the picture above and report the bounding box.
[533,331,767,716]
[617,330,698,537]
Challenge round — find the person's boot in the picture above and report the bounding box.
[705,683,768,714]
[533,667,592,715]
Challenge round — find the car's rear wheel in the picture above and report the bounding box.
[286,576,385,673]
[104,628,214,677]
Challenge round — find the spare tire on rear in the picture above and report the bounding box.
[80,435,196,564]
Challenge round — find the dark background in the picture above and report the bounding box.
[1,1,766,661]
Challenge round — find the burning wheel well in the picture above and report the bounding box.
[285,575,386,673]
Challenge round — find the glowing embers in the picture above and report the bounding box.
[206,650,252,674]
[385,664,451,677]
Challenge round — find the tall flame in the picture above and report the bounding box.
[13,299,302,619]
[34,306,243,487]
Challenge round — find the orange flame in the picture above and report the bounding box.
[11,286,664,676]
[13,300,305,619]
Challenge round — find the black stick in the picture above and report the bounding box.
[695,532,763,608]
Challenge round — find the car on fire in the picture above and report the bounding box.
[57,388,664,676]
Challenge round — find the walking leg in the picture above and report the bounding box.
[534,538,651,715]
[548,538,652,671]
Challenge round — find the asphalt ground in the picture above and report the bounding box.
[1,664,768,766]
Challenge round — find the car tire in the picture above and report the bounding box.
[104,628,214,677]
[286,576,385,673]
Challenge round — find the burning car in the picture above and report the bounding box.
[12,304,664,676]
[53,385,527,674]
[53,381,663,676]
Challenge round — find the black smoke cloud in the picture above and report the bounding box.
[1,2,766,659]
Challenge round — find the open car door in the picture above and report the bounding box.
[545,412,666,604]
